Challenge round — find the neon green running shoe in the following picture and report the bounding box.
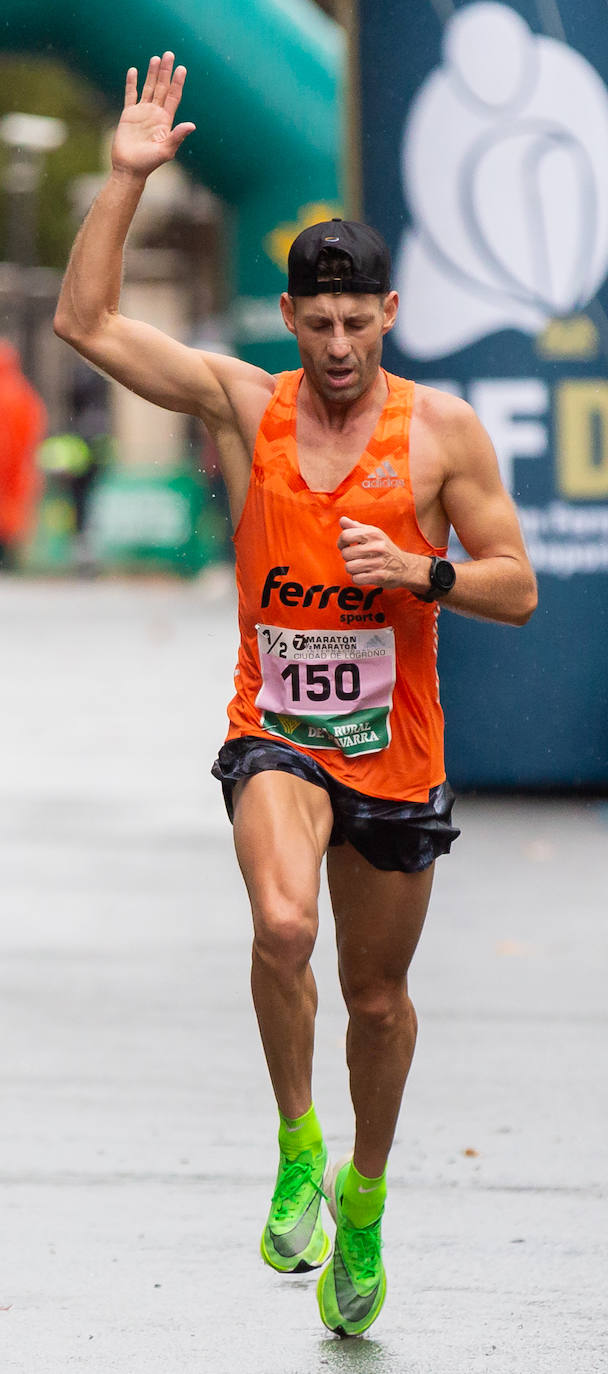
[317,1160,386,1337]
[260,1145,332,1274]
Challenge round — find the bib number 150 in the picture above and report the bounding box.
[281,661,360,704]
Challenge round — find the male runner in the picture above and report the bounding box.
[54,54,537,1338]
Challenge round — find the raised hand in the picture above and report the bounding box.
[111,52,196,178]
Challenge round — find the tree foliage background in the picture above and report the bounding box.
[0,57,110,269]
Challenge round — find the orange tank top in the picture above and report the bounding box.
[226,368,446,802]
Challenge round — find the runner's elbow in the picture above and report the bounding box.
[513,577,538,625]
[53,305,75,343]
[53,307,110,362]
[53,305,89,349]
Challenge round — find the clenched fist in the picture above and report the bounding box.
[338,515,430,593]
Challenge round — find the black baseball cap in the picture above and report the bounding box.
[287,218,391,296]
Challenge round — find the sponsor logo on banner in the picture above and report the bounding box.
[395,2,608,360]
[388,2,608,579]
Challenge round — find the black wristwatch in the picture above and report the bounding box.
[415,556,456,603]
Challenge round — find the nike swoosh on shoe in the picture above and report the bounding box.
[333,1241,380,1322]
[270,1192,320,1258]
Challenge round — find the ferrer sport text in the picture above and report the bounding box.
[261,566,386,625]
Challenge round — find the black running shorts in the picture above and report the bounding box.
[211,736,460,874]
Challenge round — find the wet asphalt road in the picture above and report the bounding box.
[0,576,606,1373]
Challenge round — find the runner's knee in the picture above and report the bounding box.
[343,977,417,1039]
[252,895,317,975]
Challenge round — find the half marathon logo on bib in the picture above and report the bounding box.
[254,625,396,757]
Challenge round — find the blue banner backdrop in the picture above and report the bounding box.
[358,0,608,786]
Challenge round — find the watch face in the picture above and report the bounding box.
[433,559,456,592]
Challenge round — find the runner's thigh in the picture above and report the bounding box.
[327,842,434,988]
[233,770,334,925]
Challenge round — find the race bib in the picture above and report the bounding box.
[255,624,396,757]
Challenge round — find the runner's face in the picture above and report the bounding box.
[281,292,398,404]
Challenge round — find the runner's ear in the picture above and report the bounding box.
[280,293,297,335]
[381,292,399,334]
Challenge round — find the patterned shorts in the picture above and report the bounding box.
[211,735,460,874]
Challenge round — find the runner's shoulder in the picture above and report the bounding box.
[413,381,477,433]
[413,382,483,462]
[414,382,506,499]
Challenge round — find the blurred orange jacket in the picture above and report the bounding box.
[0,341,47,543]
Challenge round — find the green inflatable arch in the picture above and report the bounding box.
[2,0,343,366]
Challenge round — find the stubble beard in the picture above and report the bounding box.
[308,354,378,408]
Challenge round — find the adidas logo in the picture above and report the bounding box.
[362,460,405,489]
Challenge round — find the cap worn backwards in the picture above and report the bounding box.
[287,218,391,297]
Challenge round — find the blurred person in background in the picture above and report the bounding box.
[0,341,46,570]
[38,362,113,572]
[54,54,537,1340]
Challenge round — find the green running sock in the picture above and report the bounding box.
[278,1103,324,1160]
[341,1161,387,1228]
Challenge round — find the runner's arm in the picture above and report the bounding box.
[436,400,537,625]
[53,54,273,438]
